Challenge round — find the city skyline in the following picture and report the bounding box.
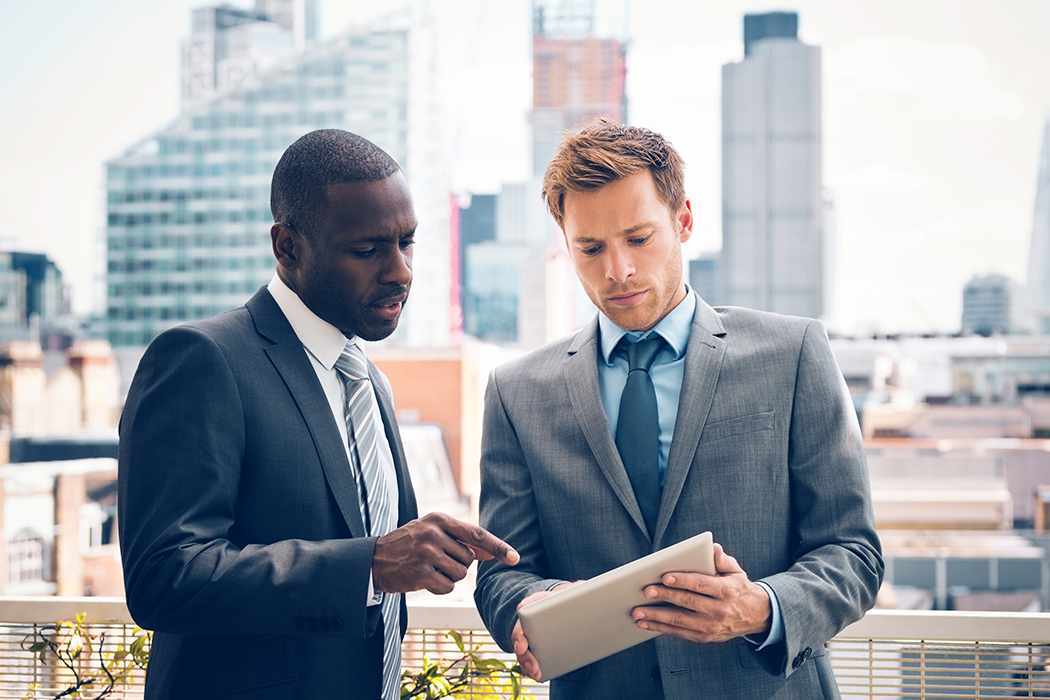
[2,0,1050,335]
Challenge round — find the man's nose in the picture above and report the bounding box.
[605,247,635,283]
[381,247,412,286]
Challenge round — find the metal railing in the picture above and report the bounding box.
[0,598,1048,698]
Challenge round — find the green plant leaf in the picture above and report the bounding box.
[447,630,465,654]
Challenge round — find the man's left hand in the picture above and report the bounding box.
[630,543,772,644]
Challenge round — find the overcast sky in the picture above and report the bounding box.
[2,0,1049,335]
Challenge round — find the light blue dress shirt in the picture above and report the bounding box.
[595,288,784,650]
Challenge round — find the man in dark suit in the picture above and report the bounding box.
[119,129,517,699]
[474,121,882,699]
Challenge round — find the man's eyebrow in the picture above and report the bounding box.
[353,228,416,243]
[570,221,657,243]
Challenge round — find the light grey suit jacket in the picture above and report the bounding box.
[475,294,883,700]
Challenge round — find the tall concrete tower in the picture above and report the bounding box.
[1026,115,1050,332]
[721,11,825,319]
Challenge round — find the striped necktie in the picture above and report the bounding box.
[335,341,401,700]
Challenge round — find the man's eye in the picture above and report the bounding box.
[352,249,376,258]
[582,246,601,256]
[400,239,415,250]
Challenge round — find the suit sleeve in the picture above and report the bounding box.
[755,320,884,676]
[118,325,377,638]
[473,370,563,653]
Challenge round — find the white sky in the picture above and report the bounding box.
[1,0,1049,335]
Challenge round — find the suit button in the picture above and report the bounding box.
[331,616,344,631]
[792,647,813,669]
[295,616,306,631]
[318,617,331,632]
[306,617,318,632]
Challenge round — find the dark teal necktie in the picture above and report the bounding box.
[614,336,665,535]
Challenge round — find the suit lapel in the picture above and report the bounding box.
[246,289,369,539]
[655,294,727,546]
[564,318,651,537]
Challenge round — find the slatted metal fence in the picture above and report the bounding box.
[0,599,1048,699]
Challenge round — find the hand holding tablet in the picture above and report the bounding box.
[515,532,716,681]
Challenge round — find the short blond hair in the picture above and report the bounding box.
[541,120,686,228]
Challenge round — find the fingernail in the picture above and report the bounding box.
[666,575,676,585]
[646,587,657,598]
[638,621,649,630]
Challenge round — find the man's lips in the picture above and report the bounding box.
[607,290,647,307]
[371,296,407,319]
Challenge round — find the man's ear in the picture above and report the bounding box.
[271,223,300,271]
[676,199,694,244]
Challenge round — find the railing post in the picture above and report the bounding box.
[1042,552,1050,612]
[935,552,948,610]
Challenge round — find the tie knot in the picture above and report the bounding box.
[335,342,369,382]
[623,336,665,373]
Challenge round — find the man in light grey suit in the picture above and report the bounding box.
[119,129,516,699]
[474,121,883,699]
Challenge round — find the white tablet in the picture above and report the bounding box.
[516,531,715,681]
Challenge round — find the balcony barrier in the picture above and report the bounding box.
[0,598,1048,698]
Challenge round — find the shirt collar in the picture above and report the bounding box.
[267,273,359,371]
[598,286,696,366]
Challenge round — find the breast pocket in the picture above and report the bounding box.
[699,410,774,445]
[689,410,779,499]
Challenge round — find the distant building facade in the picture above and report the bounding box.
[0,252,69,330]
[461,183,575,346]
[180,1,316,110]
[961,272,1030,336]
[689,254,722,307]
[531,0,628,176]
[1026,115,1050,332]
[0,459,122,597]
[105,6,450,350]
[722,11,826,319]
[456,1,626,348]
[0,340,120,434]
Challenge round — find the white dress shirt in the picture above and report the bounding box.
[267,274,399,605]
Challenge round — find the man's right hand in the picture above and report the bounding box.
[512,581,582,682]
[372,512,518,595]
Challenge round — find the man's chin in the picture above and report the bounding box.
[600,306,655,333]
[355,321,399,343]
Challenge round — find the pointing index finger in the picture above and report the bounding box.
[445,519,519,566]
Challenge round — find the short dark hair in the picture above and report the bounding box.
[270,129,401,238]
[541,119,686,228]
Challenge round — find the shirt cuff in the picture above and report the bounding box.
[744,581,784,650]
[367,569,382,607]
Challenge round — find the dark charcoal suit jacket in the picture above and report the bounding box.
[118,288,417,699]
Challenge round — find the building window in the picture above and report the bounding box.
[80,502,115,552]
[8,529,45,585]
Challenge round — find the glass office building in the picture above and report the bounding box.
[104,8,449,349]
